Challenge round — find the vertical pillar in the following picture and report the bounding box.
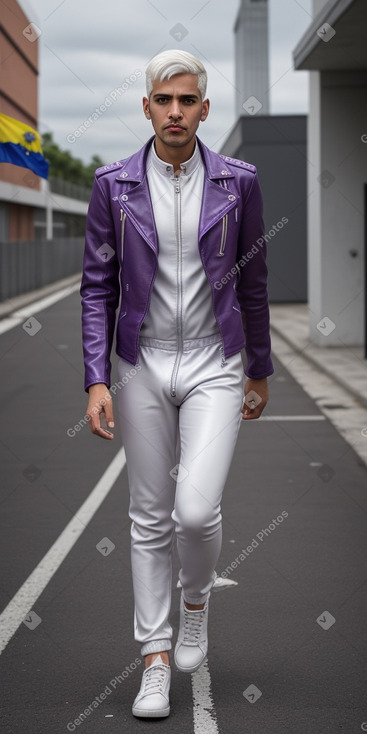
[45,178,52,241]
[234,0,270,117]
[307,71,322,339]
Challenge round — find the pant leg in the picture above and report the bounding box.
[172,343,245,604]
[116,348,180,656]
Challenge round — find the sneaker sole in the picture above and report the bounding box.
[174,654,207,674]
[132,705,170,718]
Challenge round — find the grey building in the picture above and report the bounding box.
[293,0,367,352]
[221,0,308,302]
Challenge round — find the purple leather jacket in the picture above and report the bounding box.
[80,135,274,391]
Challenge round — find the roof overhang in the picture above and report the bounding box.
[293,0,367,71]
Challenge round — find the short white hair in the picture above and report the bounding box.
[146,49,207,100]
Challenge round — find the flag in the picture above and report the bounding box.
[0,112,49,179]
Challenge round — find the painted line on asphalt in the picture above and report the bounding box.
[0,447,126,655]
[0,282,81,335]
[259,415,326,421]
[192,660,219,734]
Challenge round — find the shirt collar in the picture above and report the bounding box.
[148,138,202,178]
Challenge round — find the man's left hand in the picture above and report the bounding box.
[241,377,269,420]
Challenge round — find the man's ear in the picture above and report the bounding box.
[142,96,151,119]
[200,98,210,121]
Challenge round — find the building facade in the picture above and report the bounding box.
[221,0,307,303]
[293,0,367,351]
[0,0,87,242]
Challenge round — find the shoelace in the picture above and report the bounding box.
[182,607,206,645]
[142,664,167,694]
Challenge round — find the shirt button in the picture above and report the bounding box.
[121,194,128,201]
[121,171,128,178]
[221,170,229,175]
[166,166,171,172]
[228,194,236,201]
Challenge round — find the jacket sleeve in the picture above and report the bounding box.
[236,170,274,379]
[80,174,120,392]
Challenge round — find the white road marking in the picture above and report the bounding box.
[0,447,126,654]
[0,282,81,335]
[192,660,219,734]
[259,415,325,421]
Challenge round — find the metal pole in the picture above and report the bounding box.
[45,178,52,240]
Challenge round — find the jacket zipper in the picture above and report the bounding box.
[120,209,126,260]
[170,177,183,397]
[219,213,228,256]
[218,179,229,256]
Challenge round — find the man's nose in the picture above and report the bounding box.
[168,101,183,118]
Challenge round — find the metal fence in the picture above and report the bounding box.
[0,237,85,302]
[49,176,91,202]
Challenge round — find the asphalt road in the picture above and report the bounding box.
[0,287,366,734]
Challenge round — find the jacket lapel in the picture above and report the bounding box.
[114,135,238,252]
[196,137,238,241]
[119,182,158,255]
[198,178,237,240]
[116,137,158,254]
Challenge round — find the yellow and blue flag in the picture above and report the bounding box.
[0,113,49,179]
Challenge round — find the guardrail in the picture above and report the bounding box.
[0,237,85,302]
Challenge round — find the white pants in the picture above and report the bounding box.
[116,334,245,656]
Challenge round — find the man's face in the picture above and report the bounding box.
[143,73,209,150]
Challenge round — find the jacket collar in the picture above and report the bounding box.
[148,137,202,179]
[115,134,234,183]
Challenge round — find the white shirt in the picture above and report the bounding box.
[140,139,220,341]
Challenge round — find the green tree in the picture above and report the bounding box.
[41,133,104,187]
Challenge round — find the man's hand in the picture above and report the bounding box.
[86,383,115,439]
[241,377,269,420]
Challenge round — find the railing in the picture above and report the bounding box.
[48,176,91,202]
[0,237,85,302]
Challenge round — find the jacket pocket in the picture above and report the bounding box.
[218,213,228,256]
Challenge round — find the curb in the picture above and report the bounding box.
[270,322,367,411]
[0,272,82,320]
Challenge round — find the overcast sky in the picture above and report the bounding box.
[20,0,313,165]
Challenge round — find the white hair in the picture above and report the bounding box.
[146,49,207,100]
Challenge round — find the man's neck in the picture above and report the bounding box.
[154,137,196,174]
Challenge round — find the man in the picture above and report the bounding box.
[80,49,274,719]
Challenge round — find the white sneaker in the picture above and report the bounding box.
[174,593,209,673]
[132,655,170,718]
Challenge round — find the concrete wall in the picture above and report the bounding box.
[0,178,88,244]
[307,70,367,345]
[221,115,307,302]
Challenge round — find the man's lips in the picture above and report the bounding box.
[165,125,185,131]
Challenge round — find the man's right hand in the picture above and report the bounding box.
[86,383,115,440]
